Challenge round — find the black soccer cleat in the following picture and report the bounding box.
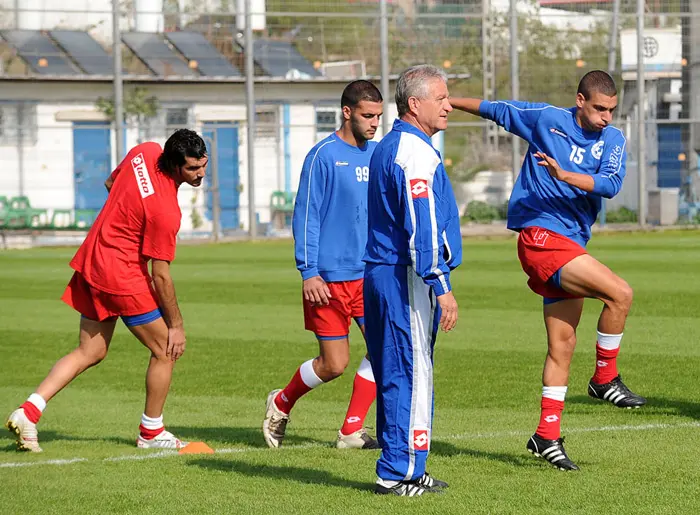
[588,375,647,409]
[415,472,448,490]
[374,477,443,496]
[527,433,580,471]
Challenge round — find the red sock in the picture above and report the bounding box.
[275,368,313,414]
[139,424,165,440]
[340,373,376,436]
[535,397,565,440]
[592,344,620,384]
[20,402,42,424]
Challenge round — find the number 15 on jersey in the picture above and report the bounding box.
[569,145,585,165]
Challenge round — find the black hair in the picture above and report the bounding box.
[158,129,207,175]
[340,80,383,108]
[577,70,617,100]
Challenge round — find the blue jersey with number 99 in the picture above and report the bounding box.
[292,133,377,282]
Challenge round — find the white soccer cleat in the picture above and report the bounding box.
[5,408,42,453]
[263,389,289,448]
[336,428,380,449]
[136,430,187,449]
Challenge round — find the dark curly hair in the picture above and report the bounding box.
[158,129,207,175]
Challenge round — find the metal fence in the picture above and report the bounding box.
[1,0,699,240]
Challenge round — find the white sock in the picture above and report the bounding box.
[542,386,568,402]
[27,393,47,412]
[300,359,324,389]
[597,331,623,351]
[140,413,164,430]
[356,357,375,383]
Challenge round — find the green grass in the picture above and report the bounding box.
[1,231,699,514]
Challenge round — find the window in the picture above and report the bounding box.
[0,103,38,146]
[315,107,340,141]
[255,107,278,140]
[166,107,189,128]
[145,106,191,141]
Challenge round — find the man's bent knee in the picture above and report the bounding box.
[615,280,634,310]
[320,359,349,379]
[315,355,349,380]
[76,346,108,367]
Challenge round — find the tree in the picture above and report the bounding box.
[96,87,159,142]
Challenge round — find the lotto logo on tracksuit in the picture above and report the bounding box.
[410,179,428,199]
[364,120,463,483]
[412,429,429,451]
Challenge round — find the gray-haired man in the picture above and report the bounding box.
[364,64,463,496]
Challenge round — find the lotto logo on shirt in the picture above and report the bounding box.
[410,179,429,199]
[131,153,155,199]
[412,429,429,451]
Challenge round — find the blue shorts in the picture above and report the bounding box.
[82,308,163,327]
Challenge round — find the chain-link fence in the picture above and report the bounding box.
[1,0,698,240]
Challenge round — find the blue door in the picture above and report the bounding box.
[202,123,240,230]
[657,125,682,188]
[73,122,112,225]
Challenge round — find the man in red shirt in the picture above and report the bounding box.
[5,129,207,452]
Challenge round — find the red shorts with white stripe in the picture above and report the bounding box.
[517,227,587,300]
[61,271,159,322]
[303,279,364,339]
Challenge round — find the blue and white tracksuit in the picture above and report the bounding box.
[363,119,463,481]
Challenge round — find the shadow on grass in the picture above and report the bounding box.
[0,430,133,453]
[169,426,329,448]
[431,440,541,468]
[568,394,700,420]
[189,458,372,491]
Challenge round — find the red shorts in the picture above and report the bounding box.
[303,278,364,339]
[61,271,159,322]
[517,227,587,300]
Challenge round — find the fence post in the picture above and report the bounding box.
[509,0,520,185]
[380,0,390,137]
[210,133,221,242]
[245,0,257,238]
[112,0,124,162]
[637,0,646,226]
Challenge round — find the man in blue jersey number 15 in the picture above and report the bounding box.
[451,70,646,471]
[263,80,383,450]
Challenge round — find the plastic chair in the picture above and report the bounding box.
[50,209,73,229]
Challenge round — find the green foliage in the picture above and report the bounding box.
[96,87,160,123]
[190,191,203,229]
[462,200,502,223]
[604,206,638,223]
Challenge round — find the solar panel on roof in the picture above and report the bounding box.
[49,30,114,75]
[251,40,321,78]
[165,32,241,77]
[0,29,81,75]
[122,32,197,77]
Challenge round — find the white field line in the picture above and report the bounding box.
[444,420,700,440]
[1,422,698,469]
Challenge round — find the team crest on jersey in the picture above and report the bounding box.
[550,128,568,138]
[591,140,604,160]
[412,429,429,451]
[131,153,155,198]
[410,179,429,199]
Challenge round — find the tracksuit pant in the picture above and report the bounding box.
[363,262,440,481]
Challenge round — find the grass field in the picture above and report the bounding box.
[1,231,699,514]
